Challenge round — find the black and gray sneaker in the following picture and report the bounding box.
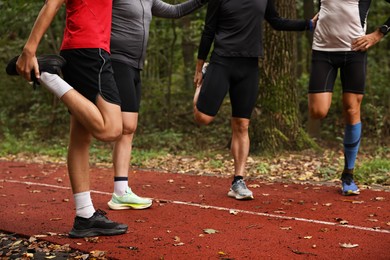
[227,179,254,200]
[69,209,128,238]
[6,54,66,87]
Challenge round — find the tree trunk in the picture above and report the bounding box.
[180,15,197,89]
[251,0,316,152]
[304,0,321,139]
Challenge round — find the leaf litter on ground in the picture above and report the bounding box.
[0,148,389,258]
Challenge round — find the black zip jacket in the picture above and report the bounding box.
[198,0,310,60]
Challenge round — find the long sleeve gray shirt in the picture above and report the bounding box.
[111,0,205,69]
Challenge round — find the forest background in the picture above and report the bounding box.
[0,0,389,187]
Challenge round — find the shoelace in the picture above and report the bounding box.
[95,209,108,217]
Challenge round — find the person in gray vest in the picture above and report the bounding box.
[308,0,389,196]
[107,0,208,210]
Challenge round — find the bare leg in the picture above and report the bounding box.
[342,93,363,125]
[227,117,253,200]
[108,111,152,210]
[39,74,122,142]
[61,92,122,142]
[193,85,214,125]
[113,112,138,180]
[67,116,92,194]
[308,92,333,119]
[230,117,250,177]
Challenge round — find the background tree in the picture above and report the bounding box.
[0,0,388,157]
[251,0,315,152]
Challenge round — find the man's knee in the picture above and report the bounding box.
[194,107,214,125]
[122,124,137,136]
[98,125,122,142]
[343,105,360,118]
[231,119,250,134]
[194,114,213,125]
[309,106,328,119]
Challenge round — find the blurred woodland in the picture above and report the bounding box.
[0,0,389,157]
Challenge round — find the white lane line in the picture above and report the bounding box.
[4,179,390,234]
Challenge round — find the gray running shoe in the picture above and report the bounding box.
[227,179,254,200]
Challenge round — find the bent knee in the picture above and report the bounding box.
[98,127,122,142]
[195,117,213,126]
[194,113,214,125]
[309,107,328,119]
[194,107,214,125]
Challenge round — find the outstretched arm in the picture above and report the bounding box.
[264,0,314,31]
[194,0,218,87]
[17,0,65,82]
[152,0,207,18]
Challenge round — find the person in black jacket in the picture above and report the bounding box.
[193,0,317,200]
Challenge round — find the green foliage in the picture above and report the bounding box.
[354,159,390,185]
[207,159,223,169]
[255,162,270,175]
[0,1,388,188]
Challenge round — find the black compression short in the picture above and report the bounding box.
[196,54,259,119]
[308,50,367,94]
[112,61,141,113]
[60,48,121,105]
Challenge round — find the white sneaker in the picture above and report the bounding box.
[107,187,152,210]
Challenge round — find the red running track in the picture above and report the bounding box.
[0,161,389,259]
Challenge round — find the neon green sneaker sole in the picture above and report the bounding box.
[107,199,152,210]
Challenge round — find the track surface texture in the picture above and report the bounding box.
[1,161,389,259]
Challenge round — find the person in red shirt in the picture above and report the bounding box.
[14,0,127,238]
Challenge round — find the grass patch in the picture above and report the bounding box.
[355,158,390,185]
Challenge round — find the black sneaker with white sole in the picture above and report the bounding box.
[69,209,128,238]
[6,54,66,87]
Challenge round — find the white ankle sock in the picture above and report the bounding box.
[40,72,73,98]
[114,180,128,197]
[74,191,95,218]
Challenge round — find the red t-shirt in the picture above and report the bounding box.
[61,0,112,53]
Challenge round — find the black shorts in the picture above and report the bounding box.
[60,48,121,105]
[112,61,141,113]
[197,54,259,119]
[308,50,367,94]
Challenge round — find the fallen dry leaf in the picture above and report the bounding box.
[280,226,292,230]
[229,209,238,215]
[90,250,105,257]
[203,228,218,234]
[339,243,359,248]
[335,218,349,225]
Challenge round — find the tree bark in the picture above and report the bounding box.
[303,0,321,139]
[251,0,316,152]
